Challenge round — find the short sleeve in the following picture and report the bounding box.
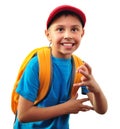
[16,56,40,102]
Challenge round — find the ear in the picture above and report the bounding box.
[45,29,52,42]
[81,29,85,37]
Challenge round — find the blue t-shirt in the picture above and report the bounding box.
[14,55,89,129]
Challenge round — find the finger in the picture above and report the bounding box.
[81,106,94,111]
[84,106,94,110]
[79,98,89,103]
[79,69,90,80]
[81,108,90,112]
[76,64,88,73]
[73,82,85,87]
[83,62,92,74]
[72,93,78,99]
[80,103,94,109]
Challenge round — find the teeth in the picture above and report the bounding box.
[63,43,73,46]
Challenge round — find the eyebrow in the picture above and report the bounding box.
[54,24,82,28]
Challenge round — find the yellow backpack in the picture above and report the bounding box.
[11,46,83,114]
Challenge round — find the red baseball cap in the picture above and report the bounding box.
[46,5,86,29]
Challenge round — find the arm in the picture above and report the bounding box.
[75,62,108,114]
[17,95,68,122]
[87,86,108,114]
[17,95,93,122]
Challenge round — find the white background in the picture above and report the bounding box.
[0,0,120,128]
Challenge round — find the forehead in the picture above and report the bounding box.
[47,11,83,29]
[49,15,82,29]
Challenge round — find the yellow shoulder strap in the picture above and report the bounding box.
[34,47,51,105]
[11,47,49,114]
[70,54,84,98]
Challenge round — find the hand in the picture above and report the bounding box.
[75,62,101,93]
[65,94,94,114]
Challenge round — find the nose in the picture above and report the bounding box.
[64,30,73,39]
[64,36,73,39]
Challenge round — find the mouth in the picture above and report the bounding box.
[60,42,75,47]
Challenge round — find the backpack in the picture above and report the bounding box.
[11,46,84,114]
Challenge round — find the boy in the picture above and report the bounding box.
[14,5,107,129]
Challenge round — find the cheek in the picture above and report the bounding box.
[75,36,81,46]
[51,35,62,44]
[77,34,82,41]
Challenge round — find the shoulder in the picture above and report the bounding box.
[26,55,39,73]
[28,55,38,66]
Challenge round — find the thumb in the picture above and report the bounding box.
[73,82,84,87]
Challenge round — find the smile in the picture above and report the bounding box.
[61,43,75,47]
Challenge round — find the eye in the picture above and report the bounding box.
[57,27,64,32]
[71,27,79,32]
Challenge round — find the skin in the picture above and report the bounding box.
[45,15,84,58]
[75,62,108,114]
[17,15,108,122]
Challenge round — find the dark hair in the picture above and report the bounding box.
[47,11,84,29]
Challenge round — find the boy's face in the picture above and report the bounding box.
[45,15,84,58]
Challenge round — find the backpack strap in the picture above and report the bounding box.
[70,54,84,98]
[11,47,46,114]
[34,47,52,105]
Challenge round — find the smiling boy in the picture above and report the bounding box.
[13,5,107,129]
